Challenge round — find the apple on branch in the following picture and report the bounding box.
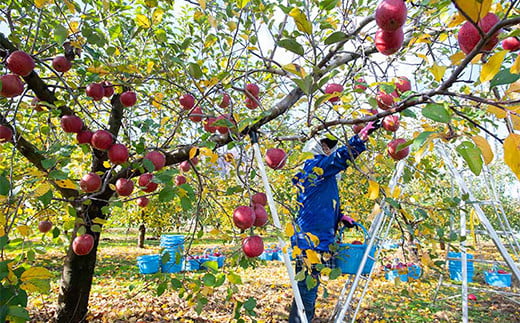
[115,178,134,196]
[52,55,72,73]
[324,83,343,102]
[80,173,102,193]
[38,220,53,233]
[0,74,24,98]
[144,151,166,171]
[86,83,105,101]
[251,192,267,206]
[0,125,13,143]
[375,0,407,32]
[60,115,83,133]
[180,93,195,110]
[108,144,129,165]
[120,91,137,107]
[265,148,287,170]
[91,130,113,151]
[233,206,256,230]
[6,50,35,77]
[73,234,95,256]
[375,27,404,55]
[242,235,264,258]
[137,197,149,208]
[387,138,410,160]
[139,173,158,192]
[458,13,500,54]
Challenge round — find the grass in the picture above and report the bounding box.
[10,228,520,322]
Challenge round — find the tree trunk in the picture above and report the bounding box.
[138,223,146,248]
[56,202,105,323]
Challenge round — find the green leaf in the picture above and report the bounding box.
[295,269,306,281]
[293,75,313,95]
[227,272,242,284]
[156,281,167,296]
[48,170,68,180]
[277,38,304,56]
[305,275,317,290]
[188,63,203,79]
[422,104,451,123]
[180,197,192,210]
[7,305,30,321]
[159,187,175,202]
[91,225,102,233]
[41,159,56,170]
[225,185,244,195]
[490,69,520,88]
[456,141,483,176]
[324,31,348,45]
[202,273,216,286]
[329,268,341,280]
[202,260,218,271]
[412,131,436,150]
[54,24,68,44]
[236,0,251,8]
[0,175,10,195]
[170,278,182,289]
[319,0,339,10]
[243,297,257,311]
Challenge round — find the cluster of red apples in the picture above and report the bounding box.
[234,192,270,258]
[374,0,407,56]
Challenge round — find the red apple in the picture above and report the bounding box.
[233,205,256,230]
[215,114,233,134]
[203,117,217,133]
[245,97,259,109]
[251,192,267,206]
[120,91,137,107]
[52,55,72,73]
[376,89,398,110]
[219,93,231,108]
[72,234,95,256]
[138,173,158,192]
[189,106,203,122]
[115,178,134,196]
[242,235,264,258]
[190,156,199,166]
[245,83,260,99]
[108,143,129,165]
[175,175,186,186]
[375,27,404,55]
[0,74,24,98]
[324,83,343,102]
[76,130,93,144]
[137,197,149,208]
[60,115,83,133]
[387,138,409,160]
[102,81,114,97]
[351,240,363,245]
[80,172,102,193]
[502,37,520,51]
[90,130,113,151]
[352,123,365,134]
[0,125,13,143]
[144,151,166,171]
[86,83,104,101]
[6,50,35,76]
[468,294,477,301]
[179,160,191,172]
[375,0,407,32]
[253,204,268,227]
[38,220,53,233]
[395,76,411,93]
[265,148,287,170]
[458,13,501,54]
[353,78,367,91]
[382,115,400,132]
[497,269,508,274]
[179,93,195,110]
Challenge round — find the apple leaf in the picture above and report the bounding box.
[453,0,492,22]
[159,187,175,202]
[319,0,338,10]
[456,141,483,176]
[54,24,68,44]
[490,69,520,88]
[324,31,348,45]
[422,104,451,123]
[236,0,251,9]
[511,55,520,75]
[41,159,56,170]
[135,14,151,28]
[0,175,10,196]
[504,133,520,180]
[412,131,436,150]
[188,62,203,79]
[480,51,507,83]
[202,273,216,286]
[471,135,494,165]
[289,8,312,34]
[227,272,242,284]
[143,159,155,173]
[277,38,304,56]
[367,180,379,200]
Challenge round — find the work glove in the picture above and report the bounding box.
[358,120,382,141]
[341,215,356,229]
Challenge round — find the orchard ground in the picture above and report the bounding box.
[17,228,520,322]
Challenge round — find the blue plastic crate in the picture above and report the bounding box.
[484,271,512,288]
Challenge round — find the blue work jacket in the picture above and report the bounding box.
[291,135,366,252]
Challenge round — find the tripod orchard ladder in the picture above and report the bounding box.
[332,160,407,322]
[436,142,520,323]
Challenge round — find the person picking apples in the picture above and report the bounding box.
[288,121,380,322]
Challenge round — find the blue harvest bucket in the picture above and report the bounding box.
[335,223,377,275]
[271,250,283,261]
[137,254,160,274]
[385,269,408,282]
[259,251,273,261]
[408,265,422,280]
[448,252,474,282]
[484,271,512,288]
[160,234,185,273]
[185,258,201,271]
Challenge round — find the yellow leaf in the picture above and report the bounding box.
[506,81,520,94]
[55,179,77,190]
[21,266,53,281]
[511,55,520,75]
[312,167,324,176]
[305,232,320,247]
[189,147,198,160]
[411,34,431,44]
[453,0,492,22]
[227,21,237,32]
[480,50,507,83]
[415,53,429,63]
[92,217,107,225]
[146,61,154,74]
[69,21,80,33]
[33,182,51,197]
[447,12,466,28]
[103,161,111,169]
[177,188,187,198]
[135,14,151,28]
[429,63,447,82]
[207,15,217,28]
[292,246,302,258]
[152,92,164,108]
[305,249,321,264]
[34,0,51,8]
[64,0,76,12]
[236,0,251,9]
[198,0,206,10]
[86,65,109,75]
[450,51,466,65]
[472,135,494,164]
[285,223,294,237]
[152,8,164,24]
[209,228,220,235]
[282,64,307,78]
[367,180,379,200]
[504,133,520,180]
[486,104,507,118]
[17,225,32,237]
[289,8,313,35]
